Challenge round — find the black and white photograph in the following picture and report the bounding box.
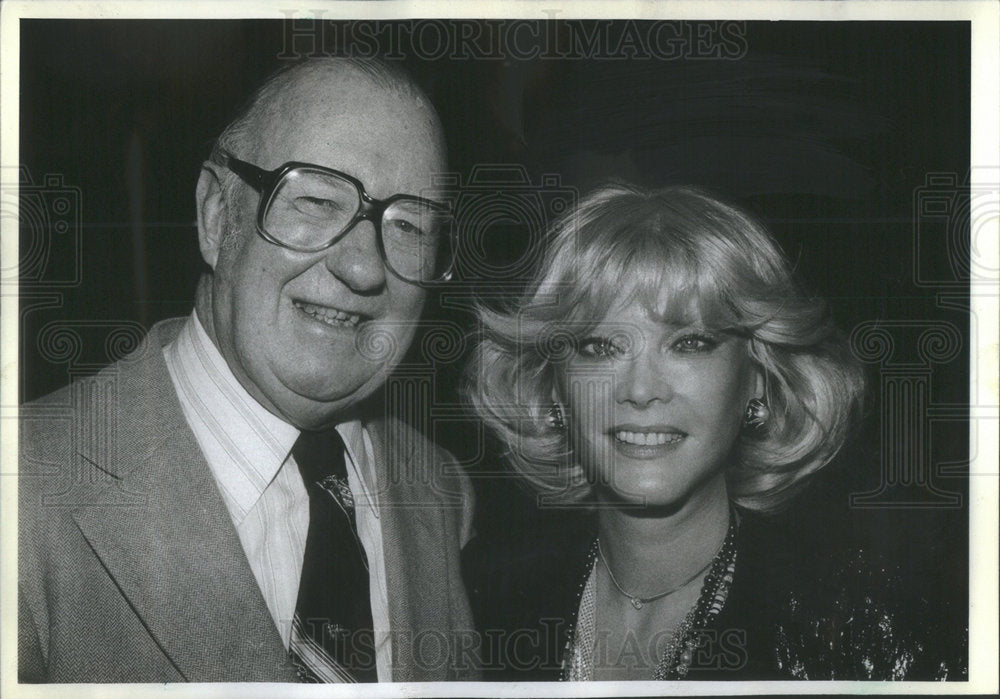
[2,1,997,696]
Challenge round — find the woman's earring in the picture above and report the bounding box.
[743,398,769,429]
[547,403,566,430]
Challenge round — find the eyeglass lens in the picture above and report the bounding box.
[265,167,453,281]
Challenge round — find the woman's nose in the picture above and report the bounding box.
[615,350,673,407]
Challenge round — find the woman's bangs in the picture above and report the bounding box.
[628,229,741,332]
[535,193,747,337]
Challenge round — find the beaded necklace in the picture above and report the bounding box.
[561,511,739,681]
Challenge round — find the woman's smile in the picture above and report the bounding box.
[611,424,688,457]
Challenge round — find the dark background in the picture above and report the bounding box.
[18,19,970,671]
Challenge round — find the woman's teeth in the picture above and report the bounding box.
[615,430,685,446]
[294,301,361,327]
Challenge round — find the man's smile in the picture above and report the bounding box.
[292,299,368,328]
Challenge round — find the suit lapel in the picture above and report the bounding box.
[367,418,454,681]
[70,321,298,682]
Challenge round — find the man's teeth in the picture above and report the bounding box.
[294,301,361,327]
[615,430,684,446]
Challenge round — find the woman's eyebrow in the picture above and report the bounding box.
[650,314,700,329]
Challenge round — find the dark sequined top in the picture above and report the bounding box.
[462,508,967,681]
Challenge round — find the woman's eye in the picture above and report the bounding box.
[579,337,617,359]
[579,335,633,359]
[672,334,717,353]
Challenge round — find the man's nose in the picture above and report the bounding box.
[615,350,673,407]
[323,219,386,293]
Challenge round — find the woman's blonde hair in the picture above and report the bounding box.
[466,183,864,512]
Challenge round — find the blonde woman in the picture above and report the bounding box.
[465,184,961,681]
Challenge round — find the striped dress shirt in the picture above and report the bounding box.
[163,312,392,680]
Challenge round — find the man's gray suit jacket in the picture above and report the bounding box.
[18,318,477,683]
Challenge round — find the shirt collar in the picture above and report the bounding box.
[165,312,299,521]
[165,312,379,522]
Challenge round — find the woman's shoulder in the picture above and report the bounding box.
[721,509,967,681]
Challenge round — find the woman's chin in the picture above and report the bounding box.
[591,470,728,513]
[593,480,689,511]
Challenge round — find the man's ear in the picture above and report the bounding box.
[196,164,226,270]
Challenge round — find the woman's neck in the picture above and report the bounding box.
[595,472,731,597]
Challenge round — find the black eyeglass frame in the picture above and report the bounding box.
[211,148,456,284]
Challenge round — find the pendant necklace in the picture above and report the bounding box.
[597,530,726,610]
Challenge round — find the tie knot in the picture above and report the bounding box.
[292,428,347,485]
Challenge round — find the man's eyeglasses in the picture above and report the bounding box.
[212,148,456,284]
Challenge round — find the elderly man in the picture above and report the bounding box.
[19,58,474,683]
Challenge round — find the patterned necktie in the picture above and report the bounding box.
[289,428,377,683]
